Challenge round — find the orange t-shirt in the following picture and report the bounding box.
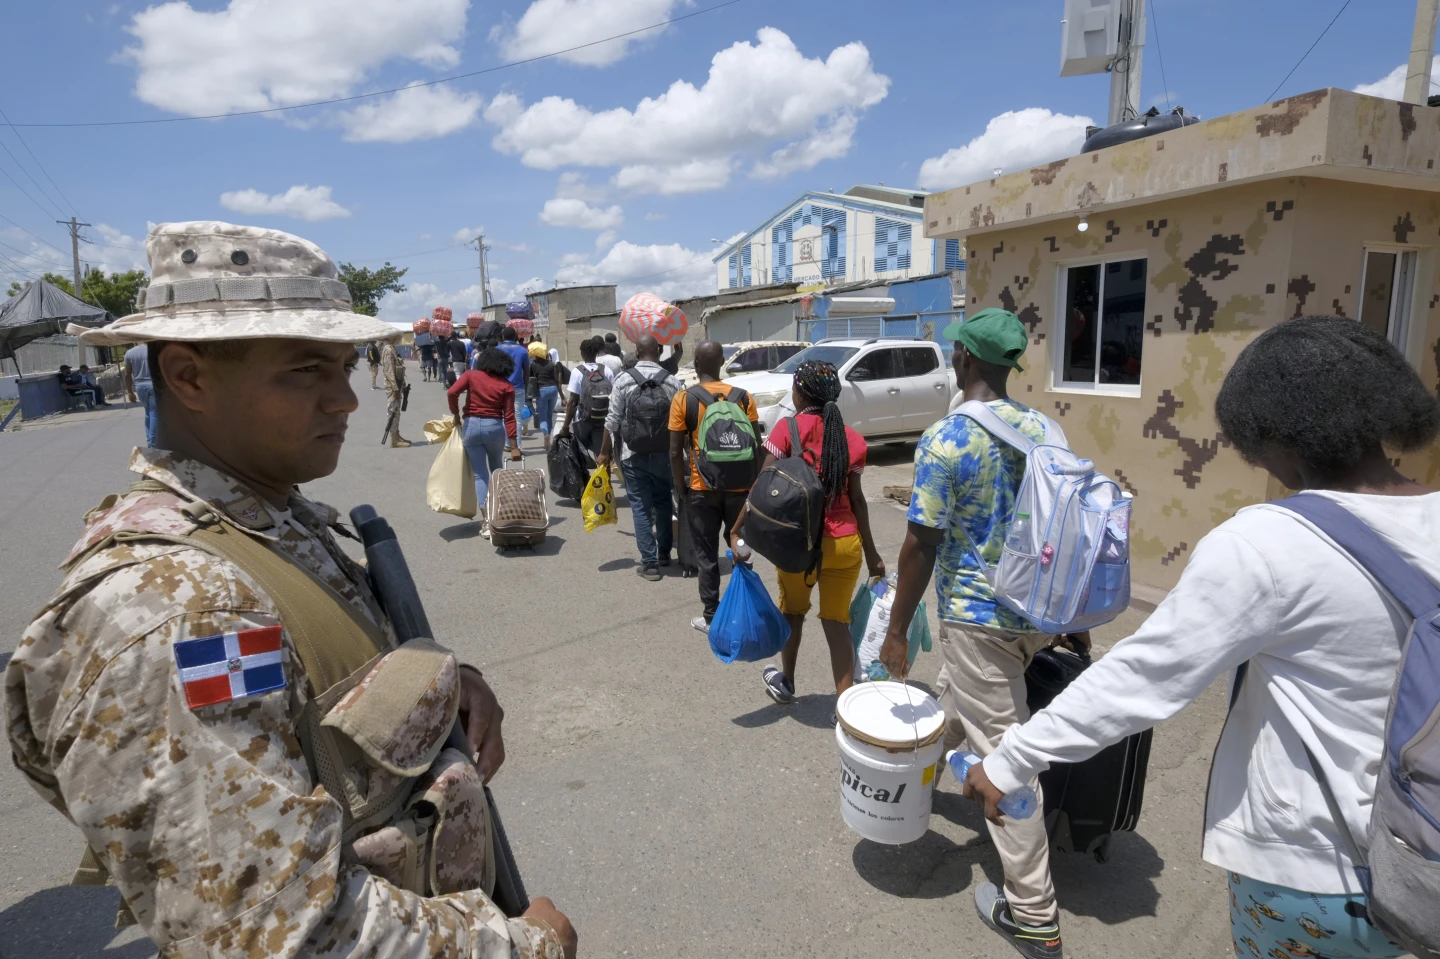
[668,381,761,491]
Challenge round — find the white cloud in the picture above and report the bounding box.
[485,28,889,194]
[752,114,858,180]
[0,223,150,295]
[555,171,607,202]
[595,229,617,251]
[540,197,625,230]
[611,159,732,195]
[554,238,719,302]
[1355,56,1440,100]
[917,108,1093,191]
[492,0,685,68]
[120,0,470,116]
[644,211,668,221]
[452,225,483,244]
[338,83,483,142]
[220,184,352,221]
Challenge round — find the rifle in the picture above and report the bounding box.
[348,504,531,918]
[401,382,411,411]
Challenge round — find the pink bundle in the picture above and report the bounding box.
[431,319,454,337]
[432,306,453,323]
[412,318,431,335]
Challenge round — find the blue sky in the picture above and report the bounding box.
[0,0,1434,320]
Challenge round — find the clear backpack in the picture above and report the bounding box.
[954,401,1132,634]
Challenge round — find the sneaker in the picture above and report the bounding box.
[974,883,1063,959]
[640,565,662,582]
[658,552,672,567]
[690,615,709,635]
[762,665,795,704]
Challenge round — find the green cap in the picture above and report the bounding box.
[941,308,1029,372]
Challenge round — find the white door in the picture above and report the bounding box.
[898,346,951,432]
[840,347,905,437]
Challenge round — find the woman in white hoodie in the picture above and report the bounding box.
[965,316,1439,959]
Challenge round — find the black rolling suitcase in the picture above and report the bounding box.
[673,496,699,578]
[1024,646,1152,863]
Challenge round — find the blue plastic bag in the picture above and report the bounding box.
[709,555,791,663]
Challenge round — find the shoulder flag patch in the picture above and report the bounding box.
[173,625,286,709]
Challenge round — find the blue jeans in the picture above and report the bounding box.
[621,451,674,567]
[536,385,559,435]
[461,417,507,513]
[135,381,157,448]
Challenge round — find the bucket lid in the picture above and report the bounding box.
[836,682,944,750]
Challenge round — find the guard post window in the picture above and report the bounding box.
[1358,247,1417,351]
[1059,257,1147,390]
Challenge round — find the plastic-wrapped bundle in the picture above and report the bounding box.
[466,313,484,326]
[413,318,431,335]
[431,319,454,337]
[432,306,453,323]
[506,317,535,339]
[505,300,534,320]
[619,292,688,344]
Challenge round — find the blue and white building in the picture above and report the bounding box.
[712,184,966,292]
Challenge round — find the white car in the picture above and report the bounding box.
[675,340,808,387]
[723,338,955,443]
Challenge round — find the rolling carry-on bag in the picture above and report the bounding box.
[674,496,699,578]
[1024,645,1151,863]
[488,453,548,549]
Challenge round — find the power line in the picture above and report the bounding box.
[1264,0,1353,103]
[0,136,64,218]
[0,211,69,256]
[1147,0,1172,112]
[8,0,746,129]
[0,104,80,215]
[0,159,62,221]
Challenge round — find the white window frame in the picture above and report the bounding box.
[1051,253,1147,397]
[1356,243,1423,359]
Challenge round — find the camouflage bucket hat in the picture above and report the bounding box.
[73,221,399,346]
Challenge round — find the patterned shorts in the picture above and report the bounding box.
[1227,871,1407,959]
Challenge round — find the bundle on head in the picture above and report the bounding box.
[793,360,849,506]
[433,306,453,323]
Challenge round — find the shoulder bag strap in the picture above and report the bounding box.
[1278,493,1440,619]
[786,415,803,460]
[955,400,1049,454]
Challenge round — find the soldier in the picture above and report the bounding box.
[382,337,412,447]
[4,221,577,959]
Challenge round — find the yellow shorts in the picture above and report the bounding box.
[776,533,863,622]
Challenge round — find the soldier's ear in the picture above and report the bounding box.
[156,343,210,413]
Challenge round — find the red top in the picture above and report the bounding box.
[448,370,517,439]
[762,410,866,538]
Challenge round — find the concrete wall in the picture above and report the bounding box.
[961,178,1440,590]
[530,286,616,328]
[704,302,799,344]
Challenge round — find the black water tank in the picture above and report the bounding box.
[1081,107,1200,153]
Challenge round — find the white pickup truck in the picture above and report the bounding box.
[722,337,956,444]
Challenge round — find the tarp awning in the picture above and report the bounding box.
[0,279,113,358]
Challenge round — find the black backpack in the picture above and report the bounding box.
[366,343,381,364]
[619,367,672,454]
[744,417,825,574]
[578,364,612,424]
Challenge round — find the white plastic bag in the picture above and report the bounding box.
[426,427,476,518]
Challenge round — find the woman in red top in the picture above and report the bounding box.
[448,348,520,537]
[732,360,885,705]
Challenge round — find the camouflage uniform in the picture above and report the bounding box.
[382,342,409,446]
[5,448,562,958]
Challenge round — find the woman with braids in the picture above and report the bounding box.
[732,359,885,706]
[448,346,522,538]
[953,316,1439,959]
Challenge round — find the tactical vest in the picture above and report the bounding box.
[68,482,495,926]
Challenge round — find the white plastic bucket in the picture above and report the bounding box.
[834,681,945,844]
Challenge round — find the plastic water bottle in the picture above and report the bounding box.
[733,538,752,563]
[945,749,1038,819]
[1005,511,1032,551]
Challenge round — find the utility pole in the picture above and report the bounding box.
[474,234,491,307]
[1107,0,1146,126]
[1403,0,1440,104]
[57,215,91,300]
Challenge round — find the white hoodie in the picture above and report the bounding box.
[983,490,1440,893]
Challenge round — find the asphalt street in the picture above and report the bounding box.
[0,375,1233,958]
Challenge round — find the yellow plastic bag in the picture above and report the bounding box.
[426,427,476,518]
[423,417,454,445]
[581,466,618,533]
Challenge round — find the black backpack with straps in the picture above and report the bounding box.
[744,417,826,574]
[619,367,672,453]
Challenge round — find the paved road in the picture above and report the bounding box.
[0,378,1232,958]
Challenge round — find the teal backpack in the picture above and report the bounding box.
[685,385,759,490]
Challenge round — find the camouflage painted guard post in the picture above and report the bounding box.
[3,222,577,959]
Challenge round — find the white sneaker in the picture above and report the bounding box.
[690,616,709,635]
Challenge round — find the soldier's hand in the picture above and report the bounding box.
[457,667,505,783]
[523,897,577,959]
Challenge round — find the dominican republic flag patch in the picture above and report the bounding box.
[173,626,286,709]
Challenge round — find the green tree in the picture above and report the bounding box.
[8,272,77,298]
[79,267,149,317]
[337,262,408,316]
